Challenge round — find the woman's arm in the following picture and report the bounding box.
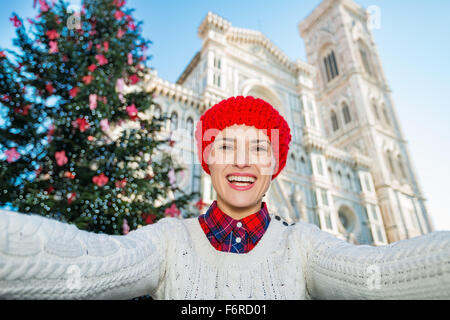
[294,221,450,299]
[0,209,175,299]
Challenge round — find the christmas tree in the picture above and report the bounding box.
[0,0,200,235]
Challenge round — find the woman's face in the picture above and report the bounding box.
[207,124,276,216]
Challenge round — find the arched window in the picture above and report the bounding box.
[338,206,357,233]
[342,103,352,124]
[186,117,194,136]
[300,156,306,175]
[290,154,296,171]
[372,102,380,120]
[346,173,352,190]
[358,39,375,77]
[382,106,391,127]
[154,105,161,119]
[397,155,407,180]
[359,48,372,76]
[328,167,333,184]
[170,111,178,132]
[323,50,339,82]
[316,157,324,175]
[331,110,339,132]
[364,174,372,192]
[386,151,395,175]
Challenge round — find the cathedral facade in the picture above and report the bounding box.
[142,0,434,245]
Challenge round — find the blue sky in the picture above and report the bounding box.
[1,0,449,231]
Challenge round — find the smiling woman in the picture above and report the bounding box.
[0,96,449,300]
[207,125,276,220]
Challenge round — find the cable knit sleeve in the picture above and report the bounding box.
[0,209,176,300]
[294,221,450,300]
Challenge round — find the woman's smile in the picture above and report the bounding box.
[226,173,257,190]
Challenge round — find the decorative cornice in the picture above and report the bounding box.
[193,12,316,80]
[198,11,232,39]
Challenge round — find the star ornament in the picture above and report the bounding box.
[72,118,90,132]
[129,74,139,84]
[10,15,21,28]
[92,173,109,187]
[83,75,93,85]
[115,178,127,189]
[55,150,68,166]
[46,30,60,40]
[69,86,79,98]
[95,54,108,66]
[126,104,139,121]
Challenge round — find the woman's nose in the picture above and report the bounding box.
[234,142,250,167]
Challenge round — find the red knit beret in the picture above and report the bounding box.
[194,96,292,180]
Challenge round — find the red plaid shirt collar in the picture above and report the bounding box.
[200,200,270,244]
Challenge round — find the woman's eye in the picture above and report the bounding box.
[221,145,232,150]
[255,146,267,152]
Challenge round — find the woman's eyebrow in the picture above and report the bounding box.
[215,138,270,144]
[250,139,270,144]
[215,138,234,143]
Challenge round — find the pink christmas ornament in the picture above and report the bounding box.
[100,119,109,132]
[103,41,109,52]
[55,150,68,166]
[95,54,108,66]
[88,64,97,72]
[168,168,176,187]
[126,104,139,121]
[5,148,20,163]
[49,41,59,53]
[116,78,125,93]
[128,22,136,31]
[117,28,125,38]
[39,0,49,12]
[83,75,93,85]
[165,203,180,218]
[122,218,130,235]
[127,53,133,65]
[89,94,97,110]
[114,10,125,20]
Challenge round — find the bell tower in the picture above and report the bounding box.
[298,0,434,242]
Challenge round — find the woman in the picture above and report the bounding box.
[0,96,449,299]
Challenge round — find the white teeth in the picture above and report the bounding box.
[226,175,256,183]
[233,182,251,187]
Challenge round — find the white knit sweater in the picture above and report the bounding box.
[0,209,449,300]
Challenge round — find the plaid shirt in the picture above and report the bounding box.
[198,200,271,254]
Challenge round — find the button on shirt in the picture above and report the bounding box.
[198,200,271,254]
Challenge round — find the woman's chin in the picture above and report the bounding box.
[225,195,257,209]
